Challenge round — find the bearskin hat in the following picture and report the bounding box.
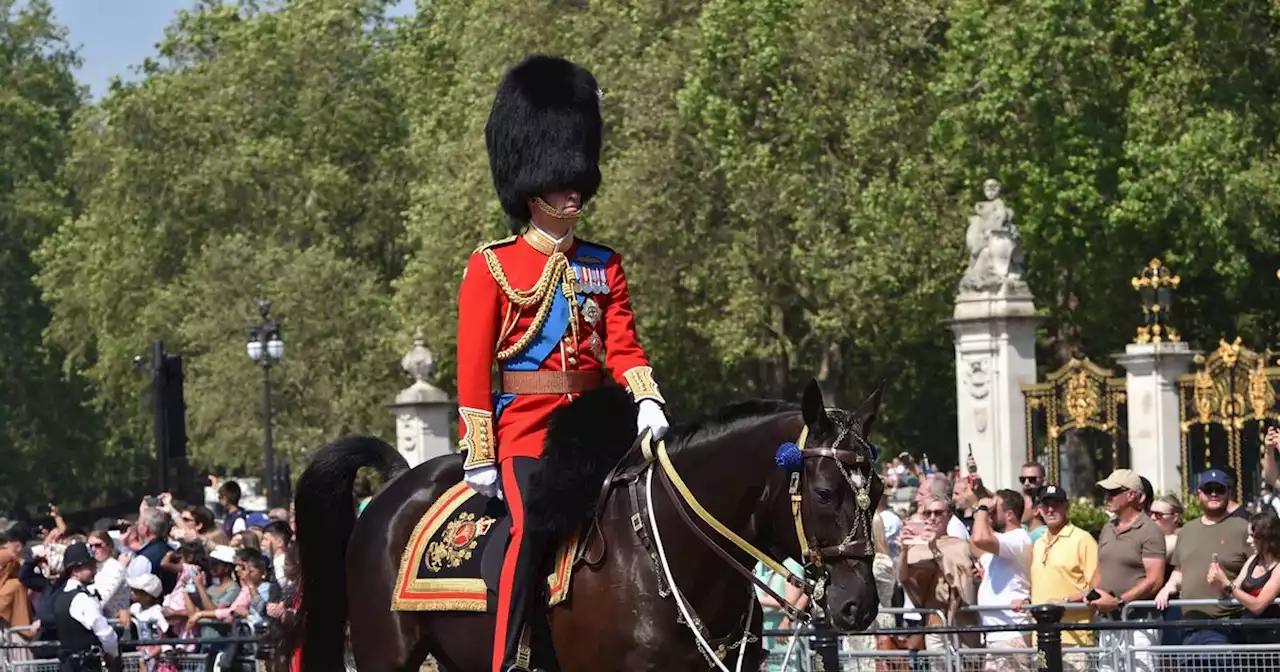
[485,55,603,233]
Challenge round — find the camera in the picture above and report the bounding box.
[39,502,55,516]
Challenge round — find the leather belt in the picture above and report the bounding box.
[500,370,603,395]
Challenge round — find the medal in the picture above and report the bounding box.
[582,298,602,326]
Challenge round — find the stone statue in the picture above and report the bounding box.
[959,179,1028,296]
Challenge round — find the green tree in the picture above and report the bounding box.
[394,0,965,456]
[0,0,105,506]
[932,0,1280,368]
[37,0,411,491]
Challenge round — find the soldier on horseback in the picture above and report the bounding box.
[456,54,671,672]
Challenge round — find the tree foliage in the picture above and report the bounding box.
[9,0,1280,506]
[36,0,408,503]
[0,0,102,506]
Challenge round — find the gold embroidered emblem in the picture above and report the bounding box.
[425,512,496,572]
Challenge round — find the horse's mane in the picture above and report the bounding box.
[666,399,800,454]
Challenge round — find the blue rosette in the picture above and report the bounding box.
[775,442,803,471]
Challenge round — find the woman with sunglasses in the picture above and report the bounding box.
[1150,496,1183,570]
[1150,495,1185,646]
[1209,511,1280,644]
[85,531,129,616]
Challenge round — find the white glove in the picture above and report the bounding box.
[637,399,669,440]
[464,465,502,500]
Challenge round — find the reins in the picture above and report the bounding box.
[642,420,876,623]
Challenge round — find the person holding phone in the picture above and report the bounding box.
[899,495,980,652]
[971,489,1033,670]
[125,509,178,597]
[1155,469,1250,650]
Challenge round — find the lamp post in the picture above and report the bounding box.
[1131,258,1181,344]
[246,299,285,508]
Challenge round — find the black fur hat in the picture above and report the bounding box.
[485,55,603,233]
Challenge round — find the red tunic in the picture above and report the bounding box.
[455,232,663,467]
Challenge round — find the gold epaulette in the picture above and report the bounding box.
[472,236,517,255]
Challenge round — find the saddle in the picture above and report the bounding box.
[391,438,650,614]
[390,483,579,613]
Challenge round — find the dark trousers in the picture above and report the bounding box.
[492,457,559,672]
[1183,627,1241,672]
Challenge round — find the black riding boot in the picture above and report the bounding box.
[497,458,562,672]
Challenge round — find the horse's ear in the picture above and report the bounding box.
[801,379,830,430]
[853,379,887,438]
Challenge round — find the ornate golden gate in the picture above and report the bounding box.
[1177,338,1280,501]
[1022,358,1129,495]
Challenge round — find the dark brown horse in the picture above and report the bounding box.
[287,379,884,672]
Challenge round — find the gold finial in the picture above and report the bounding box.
[1132,258,1181,344]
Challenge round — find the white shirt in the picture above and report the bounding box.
[877,509,903,561]
[273,552,291,591]
[63,579,119,657]
[129,603,170,644]
[976,527,1033,641]
[126,553,154,579]
[89,557,130,616]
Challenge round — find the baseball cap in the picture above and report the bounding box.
[1198,469,1232,491]
[246,512,270,529]
[1097,469,1143,492]
[1038,485,1068,502]
[127,573,163,598]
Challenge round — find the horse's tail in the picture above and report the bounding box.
[291,435,409,672]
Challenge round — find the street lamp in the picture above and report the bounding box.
[247,298,285,508]
[1131,258,1180,344]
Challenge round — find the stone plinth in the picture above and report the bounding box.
[948,291,1043,491]
[389,332,456,469]
[1114,341,1196,496]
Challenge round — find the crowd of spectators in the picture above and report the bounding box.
[854,427,1280,672]
[0,479,298,670]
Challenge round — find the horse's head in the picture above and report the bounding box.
[789,379,884,633]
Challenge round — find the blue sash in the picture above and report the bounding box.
[494,243,614,416]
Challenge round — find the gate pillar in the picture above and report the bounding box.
[948,178,1042,491]
[949,294,1042,491]
[1115,342,1196,496]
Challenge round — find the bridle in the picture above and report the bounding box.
[648,412,878,621]
[784,419,878,603]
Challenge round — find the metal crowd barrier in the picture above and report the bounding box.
[755,600,1280,672]
[0,624,270,672]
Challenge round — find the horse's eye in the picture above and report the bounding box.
[814,488,833,504]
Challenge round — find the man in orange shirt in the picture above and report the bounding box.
[456,55,669,672]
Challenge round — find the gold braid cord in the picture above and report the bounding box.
[483,249,580,362]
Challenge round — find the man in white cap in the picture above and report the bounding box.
[1090,469,1165,672]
